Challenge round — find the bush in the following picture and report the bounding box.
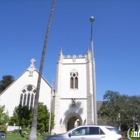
[12,129,19,134]
[22,127,30,134]
[41,132,51,137]
[121,131,128,139]
[0,125,7,132]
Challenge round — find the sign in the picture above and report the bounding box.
[127,127,140,140]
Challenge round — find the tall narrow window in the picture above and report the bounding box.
[70,77,74,88]
[75,77,78,89]
[31,94,34,108]
[19,94,23,105]
[23,94,26,106]
[70,71,78,89]
[27,93,30,107]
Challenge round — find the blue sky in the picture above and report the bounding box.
[0,0,140,100]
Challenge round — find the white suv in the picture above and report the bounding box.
[43,125,123,140]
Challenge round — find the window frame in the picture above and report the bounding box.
[88,127,105,135]
[71,127,87,136]
[19,85,36,109]
[70,72,78,89]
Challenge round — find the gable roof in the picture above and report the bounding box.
[0,58,52,95]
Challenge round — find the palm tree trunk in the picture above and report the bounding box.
[29,0,56,140]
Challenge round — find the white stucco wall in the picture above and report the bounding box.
[58,57,88,124]
[60,60,87,99]
[60,99,87,122]
[0,70,52,116]
[62,57,86,64]
[52,52,94,134]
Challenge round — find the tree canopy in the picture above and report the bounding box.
[0,105,9,125]
[9,103,54,133]
[0,75,14,93]
[99,90,140,130]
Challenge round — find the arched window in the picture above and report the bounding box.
[19,85,36,109]
[70,71,78,89]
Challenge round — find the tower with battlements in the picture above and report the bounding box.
[52,49,96,134]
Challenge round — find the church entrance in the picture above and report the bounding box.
[67,117,81,131]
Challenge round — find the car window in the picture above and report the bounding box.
[89,127,105,135]
[72,127,87,136]
[106,127,121,134]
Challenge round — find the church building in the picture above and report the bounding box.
[52,49,96,134]
[0,59,53,117]
[0,49,96,134]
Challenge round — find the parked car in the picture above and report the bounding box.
[43,125,123,140]
[0,131,6,140]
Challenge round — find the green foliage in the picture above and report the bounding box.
[0,75,14,93]
[0,105,9,125]
[0,125,7,131]
[11,129,19,134]
[9,105,32,127]
[99,90,140,129]
[6,133,43,140]
[37,102,54,133]
[99,90,121,126]
[9,103,54,133]
[41,132,51,137]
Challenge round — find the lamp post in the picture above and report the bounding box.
[90,16,97,125]
[132,116,135,131]
[118,113,121,131]
[49,79,54,133]
[48,88,53,132]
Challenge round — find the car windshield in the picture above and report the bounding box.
[106,127,121,134]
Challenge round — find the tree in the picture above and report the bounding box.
[0,105,9,125]
[9,103,54,133]
[99,90,121,126]
[99,90,140,130]
[0,75,14,93]
[9,105,32,127]
[126,96,140,127]
[37,103,54,133]
[29,0,56,140]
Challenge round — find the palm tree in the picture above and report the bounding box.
[29,0,56,140]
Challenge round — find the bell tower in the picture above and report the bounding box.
[52,49,95,134]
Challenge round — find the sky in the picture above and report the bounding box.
[0,0,140,101]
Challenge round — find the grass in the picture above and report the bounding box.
[6,133,43,140]
[6,134,140,140]
[125,137,140,139]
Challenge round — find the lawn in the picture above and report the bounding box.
[124,138,140,140]
[6,134,140,140]
[6,134,43,140]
